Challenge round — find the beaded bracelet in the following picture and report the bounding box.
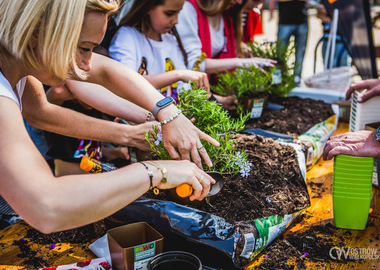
[159,109,182,126]
[146,112,153,122]
[139,162,159,195]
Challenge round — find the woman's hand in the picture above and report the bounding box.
[345,79,380,102]
[153,160,216,201]
[178,70,210,93]
[323,131,380,160]
[157,106,220,169]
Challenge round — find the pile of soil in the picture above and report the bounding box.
[245,96,335,137]
[146,134,310,222]
[256,222,359,269]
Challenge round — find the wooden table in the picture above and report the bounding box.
[1,123,380,269]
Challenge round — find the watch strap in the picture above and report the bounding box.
[152,97,175,118]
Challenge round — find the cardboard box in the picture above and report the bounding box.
[107,222,164,270]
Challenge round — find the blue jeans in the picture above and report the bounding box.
[277,23,309,78]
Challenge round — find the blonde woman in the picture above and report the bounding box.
[0,0,215,233]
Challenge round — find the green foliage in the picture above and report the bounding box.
[214,65,274,99]
[247,41,298,97]
[146,86,250,175]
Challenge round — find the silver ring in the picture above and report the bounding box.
[197,145,204,151]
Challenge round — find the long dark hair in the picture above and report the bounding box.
[118,0,188,66]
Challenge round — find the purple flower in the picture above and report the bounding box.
[294,76,301,83]
[339,242,345,246]
[154,130,163,146]
[48,243,56,249]
[266,197,271,203]
[303,252,308,257]
[263,255,267,258]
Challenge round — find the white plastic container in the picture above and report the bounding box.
[349,90,380,132]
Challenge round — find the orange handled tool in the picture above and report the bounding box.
[176,184,193,198]
[175,172,224,198]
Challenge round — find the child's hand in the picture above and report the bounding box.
[179,70,210,93]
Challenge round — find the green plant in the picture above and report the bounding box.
[247,41,298,97]
[145,86,251,176]
[214,65,274,99]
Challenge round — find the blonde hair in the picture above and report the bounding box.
[86,0,120,15]
[0,0,87,81]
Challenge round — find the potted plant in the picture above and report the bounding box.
[213,64,274,119]
[247,41,298,97]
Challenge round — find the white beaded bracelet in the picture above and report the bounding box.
[159,109,182,126]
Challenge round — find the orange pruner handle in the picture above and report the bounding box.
[176,183,193,198]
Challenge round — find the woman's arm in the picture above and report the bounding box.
[22,76,152,151]
[1,97,214,233]
[86,53,220,169]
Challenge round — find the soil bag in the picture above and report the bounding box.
[112,142,308,268]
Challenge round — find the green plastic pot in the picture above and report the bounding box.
[333,155,373,230]
[333,185,372,193]
[333,190,371,198]
[333,195,371,230]
[335,155,374,165]
[333,181,373,189]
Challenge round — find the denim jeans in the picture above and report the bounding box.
[277,23,309,78]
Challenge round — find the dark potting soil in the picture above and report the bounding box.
[255,222,359,269]
[146,134,310,223]
[244,96,335,137]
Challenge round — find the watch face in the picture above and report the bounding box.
[377,127,380,140]
[157,97,174,107]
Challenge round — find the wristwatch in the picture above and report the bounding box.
[152,97,175,118]
[376,127,380,141]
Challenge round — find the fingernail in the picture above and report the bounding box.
[358,97,362,102]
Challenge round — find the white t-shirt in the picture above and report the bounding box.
[0,71,26,111]
[109,27,190,99]
[177,1,225,71]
